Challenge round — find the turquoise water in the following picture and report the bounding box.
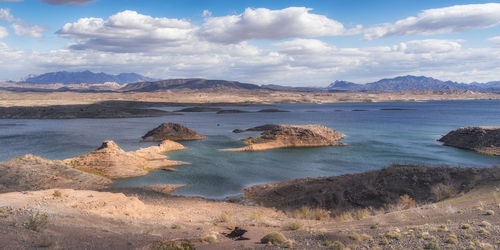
[1,100,499,199]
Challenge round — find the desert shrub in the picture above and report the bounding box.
[0,207,11,218]
[204,235,217,243]
[292,206,330,220]
[52,190,62,198]
[479,228,490,236]
[461,223,471,229]
[353,209,371,220]
[334,212,352,222]
[216,211,233,224]
[329,241,345,250]
[361,233,372,241]
[493,191,499,204]
[285,220,303,231]
[260,232,287,245]
[479,220,491,227]
[485,210,494,216]
[424,241,440,250]
[457,209,465,214]
[283,240,293,248]
[431,183,456,201]
[399,194,416,210]
[25,212,48,232]
[445,234,458,244]
[386,229,402,240]
[379,237,389,246]
[348,232,360,241]
[152,241,195,250]
[370,224,379,229]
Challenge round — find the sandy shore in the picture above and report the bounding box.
[1,89,499,107]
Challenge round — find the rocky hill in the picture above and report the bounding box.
[120,78,261,92]
[328,75,500,92]
[22,70,156,84]
[439,126,500,156]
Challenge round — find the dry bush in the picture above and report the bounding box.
[399,194,416,210]
[25,212,48,232]
[431,183,456,201]
[215,211,233,224]
[291,206,330,220]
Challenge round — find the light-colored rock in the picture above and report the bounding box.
[438,126,500,156]
[222,124,346,151]
[63,140,187,179]
[144,184,186,194]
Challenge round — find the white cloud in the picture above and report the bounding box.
[489,36,500,46]
[0,26,8,38]
[0,8,14,22]
[12,22,45,38]
[202,10,212,18]
[0,8,47,38]
[57,10,197,52]
[40,0,94,5]
[396,39,462,54]
[364,3,500,39]
[276,38,333,54]
[199,7,347,43]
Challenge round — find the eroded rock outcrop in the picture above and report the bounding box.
[223,124,346,151]
[63,140,187,179]
[438,126,500,156]
[141,122,206,142]
[0,154,111,192]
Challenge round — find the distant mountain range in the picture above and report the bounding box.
[22,70,156,84]
[7,72,500,92]
[119,78,261,92]
[327,75,500,92]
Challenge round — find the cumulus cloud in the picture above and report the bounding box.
[57,10,196,52]
[364,3,500,39]
[199,7,347,43]
[40,0,95,5]
[275,38,333,54]
[0,8,14,22]
[0,26,8,38]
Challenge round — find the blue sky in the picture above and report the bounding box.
[1,0,500,85]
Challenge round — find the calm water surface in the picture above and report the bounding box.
[1,100,499,199]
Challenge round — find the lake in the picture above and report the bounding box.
[1,100,499,199]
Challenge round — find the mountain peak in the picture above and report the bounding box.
[22,71,156,85]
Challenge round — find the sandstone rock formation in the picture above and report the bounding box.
[0,154,111,192]
[63,140,187,179]
[438,126,500,156]
[141,122,206,142]
[223,124,346,151]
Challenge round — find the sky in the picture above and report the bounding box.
[0,0,500,86]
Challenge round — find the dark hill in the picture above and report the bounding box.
[119,78,261,92]
[23,70,156,84]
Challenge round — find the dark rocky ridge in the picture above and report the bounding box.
[439,126,500,156]
[243,165,500,214]
[120,78,261,92]
[141,123,206,142]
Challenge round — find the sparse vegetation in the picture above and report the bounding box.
[151,241,196,250]
[261,232,287,245]
[479,220,491,227]
[285,220,303,231]
[353,209,371,220]
[485,210,494,216]
[25,212,49,232]
[349,232,361,241]
[328,241,344,250]
[479,228,490,236]
[424,241,440,250]
[0,207,11,218]
[204,235,217,243]
[216,211,233,224]
[399,194,417,210]
[52,190,62,198]
[292,206,330,220]
[445,234,458,244]
[461,223,471,229]
[386,228,402,240]
[370,224,379,229]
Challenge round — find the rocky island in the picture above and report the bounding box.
[438,126,500,156]
[141,122,206,142]
[223,124,346,151]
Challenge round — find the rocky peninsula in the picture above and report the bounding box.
[223,124,346,151]
[141,122,206,142]
[439,126,500,156]
[64,140,187,179]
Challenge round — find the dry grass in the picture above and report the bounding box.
[399,194,416,210]
[52,190,62,198]
[285,220,303,231]
[215,211,233,224]
[25,212,49,232]
[291,206,330,220]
